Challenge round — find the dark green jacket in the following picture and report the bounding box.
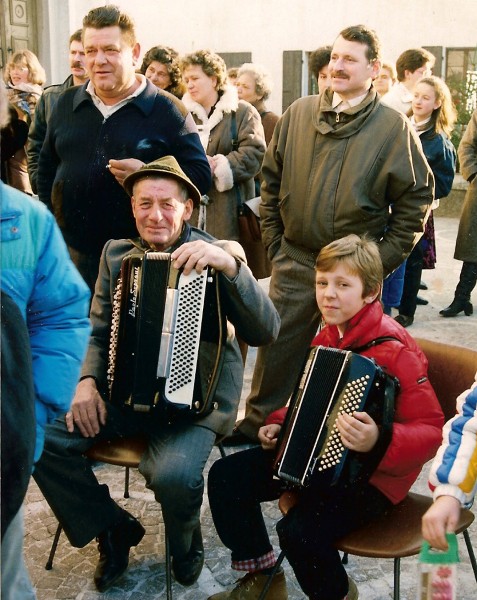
[260,88,434,276]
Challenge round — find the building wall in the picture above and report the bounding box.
[40,0,477,115]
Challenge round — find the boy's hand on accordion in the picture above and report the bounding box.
[258,424,281,450]
[65,378,107,438]
[171,241,238,279]
[336,411,379,453]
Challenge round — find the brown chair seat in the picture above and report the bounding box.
[85,435,148,468]
[336,492,474,558]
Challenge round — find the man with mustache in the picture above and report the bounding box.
[228,24,435,447]
[27,29,89,193]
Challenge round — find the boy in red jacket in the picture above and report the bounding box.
[207,234,444,600]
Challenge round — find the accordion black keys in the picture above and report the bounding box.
[273,346,397,487]
[107,251,225,415]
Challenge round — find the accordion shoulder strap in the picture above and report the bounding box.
[351,336,402,355]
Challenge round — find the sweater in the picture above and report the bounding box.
[37,79,211,256]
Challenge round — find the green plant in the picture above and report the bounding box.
[448,72,477,156]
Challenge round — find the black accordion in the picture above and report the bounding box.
[107,252,226,416]
[273,346,397,488]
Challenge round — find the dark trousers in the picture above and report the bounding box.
[33,403,215,557]
[399,239,425,318]
[208,446,391,600]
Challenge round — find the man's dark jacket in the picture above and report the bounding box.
[27,74,75,194]
[37,79,211,257]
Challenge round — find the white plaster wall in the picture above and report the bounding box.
[41,0,477,114]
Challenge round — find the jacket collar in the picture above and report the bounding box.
[314,87,380,138]
[72,78,159,116]
[182,85,239,131]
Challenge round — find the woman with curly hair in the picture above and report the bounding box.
[138,45,185,99]
[3,49,45,193]
[236,63,278,145]
[180,49,267,278]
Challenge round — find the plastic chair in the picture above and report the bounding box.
[45,435,226,599]
[258,339,477,600]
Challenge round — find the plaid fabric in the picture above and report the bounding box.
[231,550,276,573]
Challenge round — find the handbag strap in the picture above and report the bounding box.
[230,111,243,212]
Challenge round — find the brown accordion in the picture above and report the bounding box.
[273,346,397,487]
[107,252,225,416]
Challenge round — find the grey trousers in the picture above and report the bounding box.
[33,403,216,557]
[239,246,321,439]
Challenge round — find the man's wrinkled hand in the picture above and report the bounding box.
[65,377,107,438]
[171,240,238,279]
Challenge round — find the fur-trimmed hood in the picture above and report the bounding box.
[182,85,239,150]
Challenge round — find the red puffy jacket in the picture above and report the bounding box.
[266,301,444,504]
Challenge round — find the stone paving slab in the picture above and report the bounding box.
[23,216,477,599]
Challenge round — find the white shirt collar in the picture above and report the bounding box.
[86,74,147,118]
[332,90,370,112]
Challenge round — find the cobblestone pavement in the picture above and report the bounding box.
[23,216,476,599]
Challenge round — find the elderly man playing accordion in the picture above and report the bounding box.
[33,156,280,593]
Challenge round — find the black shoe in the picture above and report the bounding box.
[439,299,473,317]
[419,281,428,290]
[94,510,145,592]
[416,296,429,306]
[395,314,414,328]
[172,527,204,587]
[221,427,258,447]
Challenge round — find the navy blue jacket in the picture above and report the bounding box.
[420,129,456,200]
[37,79,211,256]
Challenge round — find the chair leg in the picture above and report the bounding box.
[393,557,400,600]
[257,550,285,600]
[45,523,63,570]
[218,442,227,459]
[124,466,130,498]
[165,533,173,600]
[463,529,477,582]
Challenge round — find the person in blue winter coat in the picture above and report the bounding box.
[1,98,91,599]
[394,76,456,327]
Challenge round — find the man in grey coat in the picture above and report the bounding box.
[32,157,280,593]
[27,29,88,194]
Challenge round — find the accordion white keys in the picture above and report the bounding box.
[107,251,225,416]
[273,346,397,487]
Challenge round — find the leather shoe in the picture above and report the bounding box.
[172,526,204,587]
[416,296,428,305]
[394,314,414,328]
[419,281,428,290]
[440,299,473,317]
[94,510,145,592]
